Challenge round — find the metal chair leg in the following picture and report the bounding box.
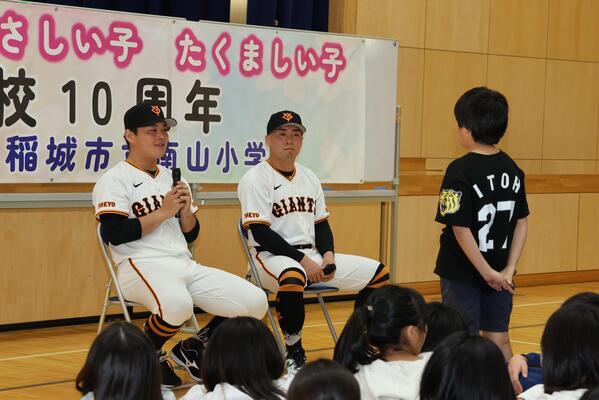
[318,294,338,343]
[266,307,286,354]
[97,280,113,333]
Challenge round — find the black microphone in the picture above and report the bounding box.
[323,263,336,276]
[172,168,181,218]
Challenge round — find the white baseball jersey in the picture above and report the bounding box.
[238,160,379,293]
[238,160,329,247]
[93,160,198,264]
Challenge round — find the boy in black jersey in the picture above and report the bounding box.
[434,87,529,361]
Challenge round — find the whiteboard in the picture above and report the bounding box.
[363,38,398,182]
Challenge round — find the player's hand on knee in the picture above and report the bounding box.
[321,260,336,282]
[508,354,528,394]
[319,252,336,282]
[322,270,335,282]
[301,256,324,283]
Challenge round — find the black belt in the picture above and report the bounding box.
[255,244,312,253]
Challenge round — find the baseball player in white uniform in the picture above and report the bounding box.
[237,110,389,370]
[93,102,268,386]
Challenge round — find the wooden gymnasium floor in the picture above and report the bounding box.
[1,281,598,399]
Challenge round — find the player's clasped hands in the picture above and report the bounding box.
[162,183,191,218]
[484,268,514,293]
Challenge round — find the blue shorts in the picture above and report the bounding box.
[440,278,513,333]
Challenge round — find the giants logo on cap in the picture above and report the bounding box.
[282,112,293,122]
[151,105,161,116]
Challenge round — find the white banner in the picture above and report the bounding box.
[0,1,366,183]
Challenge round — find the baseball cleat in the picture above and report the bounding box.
[158,351,182,388]
[285,342,307,373]
[170,337,205,382]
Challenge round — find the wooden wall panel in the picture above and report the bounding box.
[542,160,596,175]
[425,0,490,53]
[513,160,543,175]
[487,56,546,159]
[328,0,357,34]
[517,193,579,274]
[488,0,549,58]
[577,193,599,270]
[543,60,599,160]
[421,50,487,158]
[399,158,426,173]
[547,0,599,62]
[332,0,599,177]
[193,205,247,277]
[0,208,107,325]
[356,0,426,48]
[396,195,440,283]
[401,174,599,197]
[427,159,545,177]
[424,158,453,175]
[327,203,382,260]
[398,47,424,157]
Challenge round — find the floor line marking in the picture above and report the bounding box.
[511,339,540,346]
[0,379,73,392]
[0,348,88,362]
[513,300,563,308]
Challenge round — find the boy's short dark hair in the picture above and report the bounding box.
[454,86,509,145]
[421,301,468,352]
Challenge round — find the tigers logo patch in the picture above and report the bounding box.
[439,189,462,216]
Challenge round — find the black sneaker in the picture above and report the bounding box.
[170,337,204,382]
[285,342,306,373]
[159,351,182,388]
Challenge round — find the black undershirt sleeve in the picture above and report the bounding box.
[183,217,200,243]
[99,213,200,245]
[98,213,142,245]
[248,224,305,263]
[315,219,334,255]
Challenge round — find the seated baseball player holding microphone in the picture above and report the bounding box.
[237,110,389,371]
[93,102,268,387]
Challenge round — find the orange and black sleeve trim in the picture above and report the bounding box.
[242,220,271,230]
